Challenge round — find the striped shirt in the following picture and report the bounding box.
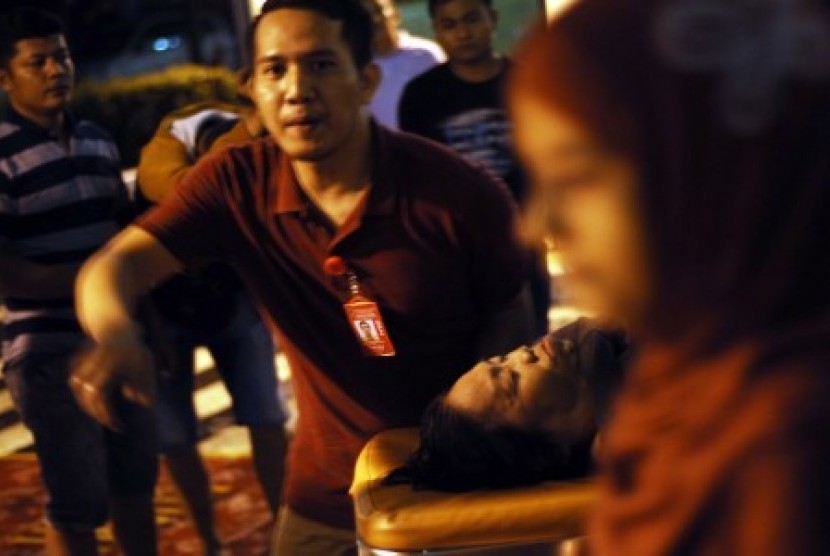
[0,107,128,364]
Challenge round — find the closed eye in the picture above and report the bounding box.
[487,354,507,365]
[489,366,519,402]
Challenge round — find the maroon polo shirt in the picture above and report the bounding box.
[139,125,528,528]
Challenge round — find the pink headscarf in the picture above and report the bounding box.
[510,1,830,553]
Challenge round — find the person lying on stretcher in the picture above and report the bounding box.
[387,319,628,491]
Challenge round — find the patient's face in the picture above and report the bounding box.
[445,342,595,442]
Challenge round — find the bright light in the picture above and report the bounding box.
[152,37,170,52]
[545,0,580,20]
[152,36,181,52]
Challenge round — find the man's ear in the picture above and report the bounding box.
[489,7,499,29]
[0,67,12,94]
[240,75,254,102]
[390,6,402,28]
[359,61,382,105]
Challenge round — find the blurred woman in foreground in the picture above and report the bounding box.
[509,1,830,554]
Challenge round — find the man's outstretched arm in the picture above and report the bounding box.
[73,225,182,428]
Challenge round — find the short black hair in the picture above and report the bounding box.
[0,7,65,69]
[428,0,493,18]
[385,394,592,492]
[247,0,374,70]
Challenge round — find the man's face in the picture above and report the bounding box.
[250,9,379,162]
[362,0,400,54]
[0,35,74,122]
[432,0,496,65]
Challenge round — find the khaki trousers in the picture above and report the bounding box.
[271,506,356,556]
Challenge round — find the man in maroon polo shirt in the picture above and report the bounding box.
[71,0,531,553]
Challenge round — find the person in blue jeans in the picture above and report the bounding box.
[0,8,158,554]
[137,99,287,555]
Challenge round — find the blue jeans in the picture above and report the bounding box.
[156,291,285,449]
[4,352,158,531]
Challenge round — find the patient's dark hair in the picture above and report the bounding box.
[386,394,591,492]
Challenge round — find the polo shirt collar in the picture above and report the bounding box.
[364,122,397,217]
[273,147,308,214]
[5,104,76,139]
[271,120,398,217]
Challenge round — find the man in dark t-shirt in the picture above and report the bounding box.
[71,1,532,554]
[399,0,523,198]
[400,0,551,336]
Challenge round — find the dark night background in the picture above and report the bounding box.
[2,0,247,81]
[0,0,542,166]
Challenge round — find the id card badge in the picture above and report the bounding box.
[324,259,397,357]
[344,295,396,357]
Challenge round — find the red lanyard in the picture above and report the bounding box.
[324,256,396,357]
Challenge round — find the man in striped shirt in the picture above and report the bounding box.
[0,8,157,555]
